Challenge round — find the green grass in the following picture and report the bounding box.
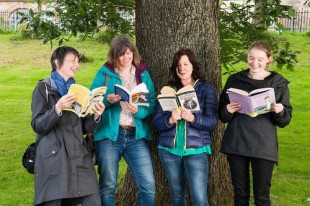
[0,32,309,205]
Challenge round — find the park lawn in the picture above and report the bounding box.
[0,32,309,205]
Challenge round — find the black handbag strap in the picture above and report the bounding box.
[35,78,51,147]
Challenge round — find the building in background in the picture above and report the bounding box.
[0,0,38,30]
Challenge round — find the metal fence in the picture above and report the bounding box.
[279,9,310,32]
[0,9,30,31]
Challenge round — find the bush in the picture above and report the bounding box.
[94,29,115,44]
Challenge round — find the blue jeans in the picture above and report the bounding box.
[95,128,155,206]
[159,149,209,206]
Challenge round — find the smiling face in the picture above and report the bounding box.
[248,47,272,74]
[56,53,79,80]
[118,48,133,69]
[177,55,194,83]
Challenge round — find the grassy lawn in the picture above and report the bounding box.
[0,32,309,205]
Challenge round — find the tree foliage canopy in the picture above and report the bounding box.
[22,0,299,71]
[23,0,134,46]
[220,0,299,74]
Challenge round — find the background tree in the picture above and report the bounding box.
[116,1,232,205]
[220,0,298,75]
[22,0,135,46]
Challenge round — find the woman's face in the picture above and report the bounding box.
[118,48,133,69]
[57,53,79,80]
[248,48,271,74]
[177,55,193,82]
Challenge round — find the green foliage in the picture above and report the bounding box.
[0,27,7,34]
[20,0,134,47]
[220,0,299,75]
[94,29,117,44]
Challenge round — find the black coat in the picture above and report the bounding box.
[218,70,292,162]
[31,78,100,205]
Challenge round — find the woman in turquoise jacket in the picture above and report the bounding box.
[90,35,156,206]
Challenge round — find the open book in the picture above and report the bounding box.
[157,85,200,112]
[227,87,276,117]
[114,83,150,106]
[64,84,107,117]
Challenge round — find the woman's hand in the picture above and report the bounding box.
[226,102,241,114]
[272,103,284,113]
[107,94,121,104]
[180,108,195,123]
[93,102,105,120]
[169,108,181,124]
[55,94,77,113]
[120,102,138,114]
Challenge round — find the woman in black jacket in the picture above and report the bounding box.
[31,46,105,206]
[218,41,292,206]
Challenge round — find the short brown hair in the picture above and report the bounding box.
[107,35,141,68]
[249,41,273,68]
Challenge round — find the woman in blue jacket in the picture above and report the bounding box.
[90,35,156,206]
[152,48,217,206]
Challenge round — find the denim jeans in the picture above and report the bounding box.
[95,128,155,206]
[159,149,209,206]
[227,154,275,206]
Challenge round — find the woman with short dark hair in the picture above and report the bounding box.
[32,46,105,206]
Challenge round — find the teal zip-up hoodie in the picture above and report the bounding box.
[90,63,156,142]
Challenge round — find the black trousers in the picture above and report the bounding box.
[227,154,275,206]
[37,194,101,206]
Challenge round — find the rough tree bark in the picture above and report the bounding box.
[116,1,233,205]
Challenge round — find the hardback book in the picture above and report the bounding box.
[227,87,276,117]
[64,84,107,117]
[157,85,200,112]
[114,83,150,106]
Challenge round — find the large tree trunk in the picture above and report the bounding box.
[116,1,233,205]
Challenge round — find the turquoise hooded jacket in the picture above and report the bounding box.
[90,63,156,142]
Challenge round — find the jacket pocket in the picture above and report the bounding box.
[41,145,60,159]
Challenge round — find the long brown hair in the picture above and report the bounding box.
[107,35,141,68]
[168,48,206,88]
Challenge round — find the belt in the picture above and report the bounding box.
[119,125,136,131]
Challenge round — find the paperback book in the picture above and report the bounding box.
[114,83,150,106]
[64,84,107,117]
[157,85,200,112]
[227,87,276,117]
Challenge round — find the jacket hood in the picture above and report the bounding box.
[235,69,289,89]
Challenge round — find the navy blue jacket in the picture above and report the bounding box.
[152,80,217,148]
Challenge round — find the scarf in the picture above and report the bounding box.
[50,71,75,96]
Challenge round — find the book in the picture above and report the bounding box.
[227,87,276,117]
[114,83,150,106]
[157,85,200,112]
[64,84,107,117]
